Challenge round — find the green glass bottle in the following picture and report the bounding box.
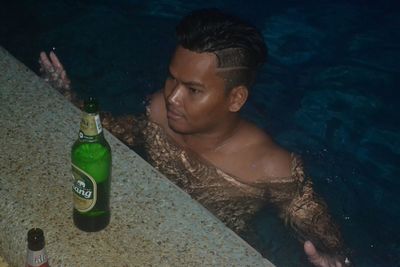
[71,97,111,232]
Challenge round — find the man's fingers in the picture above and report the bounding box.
[60,70,71,88]
[60,70,68,81]
[39,51,65,74]
[304,241,324,266]
[304,241,344,267]
[39,52,54,72]
[39,51,72,91]
[49,51,64,72]
[304,241,318,258]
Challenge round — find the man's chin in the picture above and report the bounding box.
[167,121,191,135]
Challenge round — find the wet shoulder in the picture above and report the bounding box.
[148,90,168,127]
[235,121,293,183]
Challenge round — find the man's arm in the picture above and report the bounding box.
[261,153,351,266]
[39,51,141,148]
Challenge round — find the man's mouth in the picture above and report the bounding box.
[167,107,184,120]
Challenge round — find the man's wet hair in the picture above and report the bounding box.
[176,8,267,91]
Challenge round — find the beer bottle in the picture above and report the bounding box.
[71,97,112,232]
[26,228,49,267]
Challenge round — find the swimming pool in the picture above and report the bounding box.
[2,1,399,266]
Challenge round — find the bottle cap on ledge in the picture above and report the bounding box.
[27,228,45,251]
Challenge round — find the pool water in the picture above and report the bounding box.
[1,1,399,266]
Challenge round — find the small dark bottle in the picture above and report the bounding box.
[25,228,49,267]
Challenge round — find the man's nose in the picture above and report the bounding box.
[167,84,184,105]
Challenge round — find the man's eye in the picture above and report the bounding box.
[189,87,200,94]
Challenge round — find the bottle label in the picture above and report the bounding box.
[72,164,97,212]
[79,113,102,140]
[26,248,49,267]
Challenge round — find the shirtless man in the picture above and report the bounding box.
[39,9,350,267]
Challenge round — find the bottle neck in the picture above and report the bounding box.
[28,241,44,251]
[78,112,104,142]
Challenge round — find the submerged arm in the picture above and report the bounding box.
[265,155,350,266]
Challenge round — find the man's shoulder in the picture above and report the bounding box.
[148,90,167,125]
[236,121,293,182]
[257,145,293,180]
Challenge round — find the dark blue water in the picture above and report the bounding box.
[1,1,399,266]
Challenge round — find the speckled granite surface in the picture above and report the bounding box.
[0,47,274,267]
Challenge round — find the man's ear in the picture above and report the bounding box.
[228,85,248,112]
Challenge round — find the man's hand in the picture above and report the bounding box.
[304,241,349,267]
[39,51,71,95]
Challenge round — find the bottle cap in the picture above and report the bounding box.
[83,97,99,113]
[27,228,45,251]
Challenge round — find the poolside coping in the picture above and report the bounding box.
[0,46,275,266]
